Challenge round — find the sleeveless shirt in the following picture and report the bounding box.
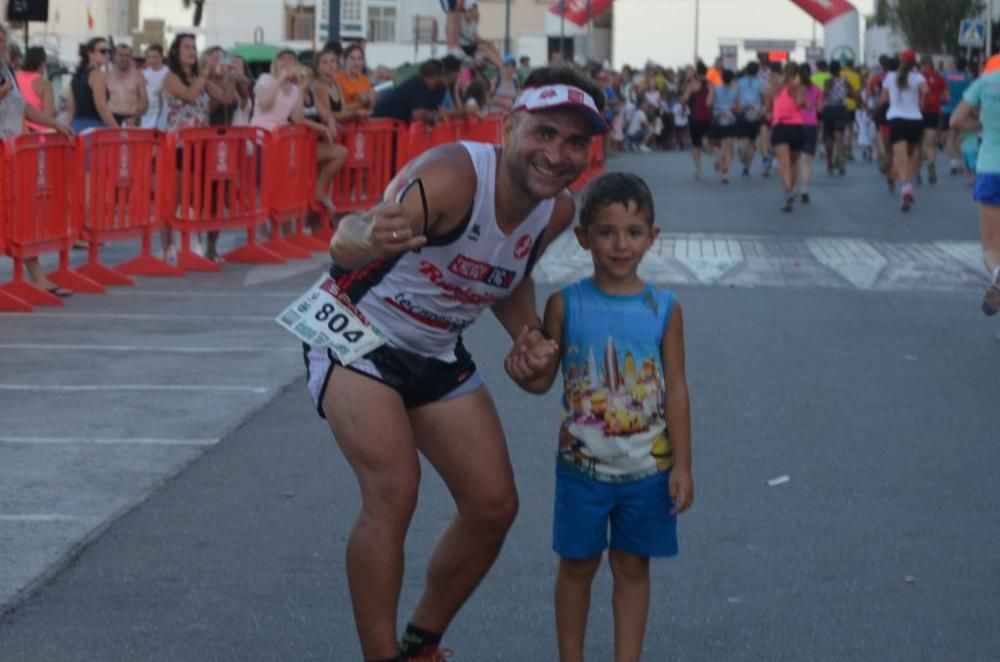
[331,141,556,362]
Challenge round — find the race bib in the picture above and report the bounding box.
[276,274,386,365]
[744,107,762,122]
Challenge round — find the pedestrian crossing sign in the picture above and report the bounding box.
[959,19,986,48]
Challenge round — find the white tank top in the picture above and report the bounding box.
[334,141,556,362]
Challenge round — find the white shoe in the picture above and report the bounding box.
[189,233,205,257]
[164,245,178,266]
[639,145,652,153]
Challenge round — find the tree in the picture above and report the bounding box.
[888,0,985,54]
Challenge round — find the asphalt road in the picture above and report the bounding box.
[1,150,997,661]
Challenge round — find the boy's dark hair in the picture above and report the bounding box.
[579,173,655,229]
[523,66,605,113]
[441,54,462,74]
[419,58,443,78]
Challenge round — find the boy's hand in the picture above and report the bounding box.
[504,326,558,386]
[669,467,693,515]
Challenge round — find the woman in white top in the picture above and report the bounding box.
[879,50,928,211]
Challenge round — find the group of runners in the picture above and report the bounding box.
[652,53,977,213]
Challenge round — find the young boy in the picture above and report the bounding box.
[527,172,694,661]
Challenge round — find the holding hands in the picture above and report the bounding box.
[504,326,559,388]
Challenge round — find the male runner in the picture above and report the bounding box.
[304,66,607,661]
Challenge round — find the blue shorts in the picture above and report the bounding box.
[553,463,678,560]
[973,174,1000,206]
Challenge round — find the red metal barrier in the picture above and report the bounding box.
[569,136,606,192]
[0,132,102,307]
[330,119,405,214]
[462,115,504,145]
[162,127,278,271]
[77,128,183,283]
[402,119,463,168]
[264,125,319,256]
[0,140,32,312]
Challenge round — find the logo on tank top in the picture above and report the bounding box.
[448,255,516,289]
[514,234,534,259]
[469,223,481,241]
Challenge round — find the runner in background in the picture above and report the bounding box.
[770,61,806,213]
[950,54,1000,327]
[797,63,823,204]
[943,55,973,175]
[919,54,949,184]
[842,58,862,160]
[821,61,852,176]
[681,61,712,180]
[880,50,927,212]
[708,69,739,184]
[737,62,765,178]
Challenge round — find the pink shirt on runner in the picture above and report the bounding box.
[250,73,301,131]
[771,85,803,126]
[799,84,823,126]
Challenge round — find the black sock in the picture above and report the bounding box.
[399,623,442,657]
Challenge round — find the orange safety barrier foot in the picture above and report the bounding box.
[117,254,185,277]
[48,268,106,294]
[287,232,329,252]
[0,289,33,313]
[223,227,286,265]
[1,280,64,307]
[261,234,313,260]
[117,229,184,277]
[176,249,223,272]
[48,251,107,294]
[77,262,136,286]
[77,243,135,286]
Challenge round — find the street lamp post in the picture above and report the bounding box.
[693,0,700,63]
[504,0,511,56]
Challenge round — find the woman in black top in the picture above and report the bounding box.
[69,37,118,131]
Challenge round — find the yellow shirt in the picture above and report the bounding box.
[842,68,861,111]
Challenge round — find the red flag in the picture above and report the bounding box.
[548,0,615,28]
[789,0,856,24]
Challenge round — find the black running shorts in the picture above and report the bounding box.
[889,118,924,146]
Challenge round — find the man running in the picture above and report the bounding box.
[302,66,606,661]
[943,56,973,175]
[920,54,949,184]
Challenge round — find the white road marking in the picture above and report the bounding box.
[0,514,90,522]
[106,289,299,297]
[0,436,220,446]
[0,384,270,394]
[0,344,299,353]
[537,233,984,291]
[244,261,326,287]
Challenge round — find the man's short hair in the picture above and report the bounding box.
[522,66,605,113]
[419,59,444,78]
[117,44,132,54]
[579,173,655,229]
[146,43,164,56]
[441,54,462,74]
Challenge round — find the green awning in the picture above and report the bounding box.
[231,43,281,63]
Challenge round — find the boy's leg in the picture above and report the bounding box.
[555,555,603,662]
[609,549,651,662]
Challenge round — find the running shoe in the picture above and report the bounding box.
[407,648,454,661]
[887,178,895,194]
[781,193,794,213]
[838,164,846,176]
[983,266,1000,316]
[639,145,652,152]
[928,162,938,184]
[742,167,750,178]
[900,183,915,212]
[800,192,810,204]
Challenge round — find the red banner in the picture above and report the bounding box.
[548,0,614,27]
[789,0,855,24]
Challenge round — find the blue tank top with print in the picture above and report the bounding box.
[558,278,675,483]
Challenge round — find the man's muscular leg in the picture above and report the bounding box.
[406,387,519,635]
[323,369,422,660]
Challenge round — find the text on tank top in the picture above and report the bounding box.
[331,141,556,362]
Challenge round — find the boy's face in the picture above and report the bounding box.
[575,202,659,281]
